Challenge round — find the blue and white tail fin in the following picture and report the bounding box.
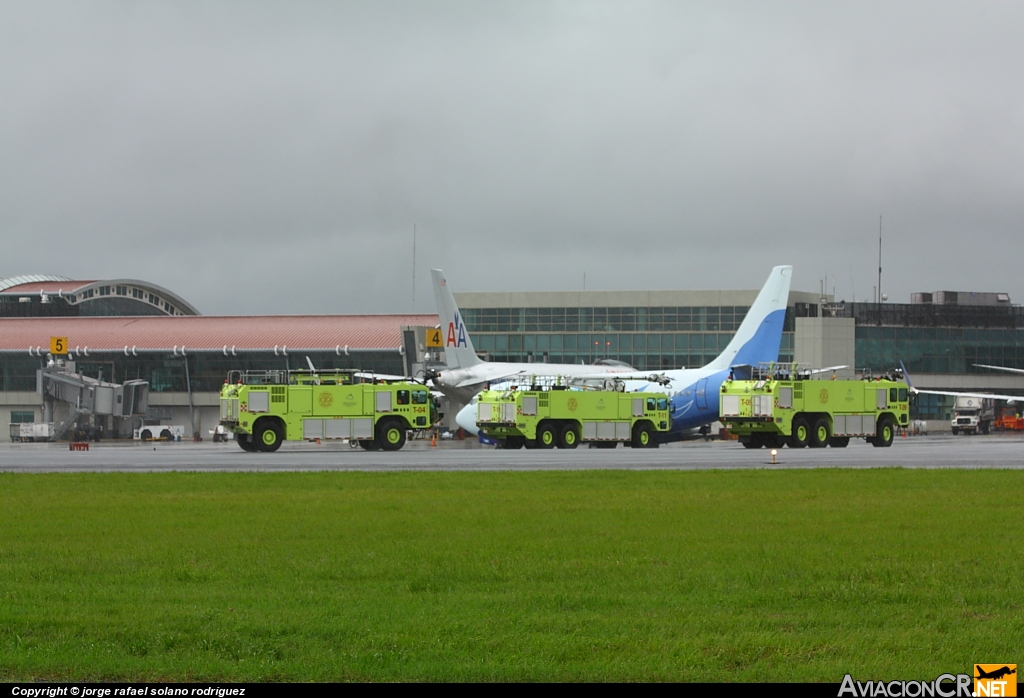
[431,269,482,369]
[705,265,792,371]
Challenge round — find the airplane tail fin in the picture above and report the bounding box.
[431,269,482,369]
[705,265,793,371]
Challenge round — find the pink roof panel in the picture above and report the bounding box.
[0,315,440,351]
[2,281,97,293]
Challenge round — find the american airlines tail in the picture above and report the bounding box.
[704,265,792,370]
[431,269,481,369]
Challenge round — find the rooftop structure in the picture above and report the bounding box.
[0,275,201,317]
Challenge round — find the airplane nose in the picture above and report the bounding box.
[455,402,480,436]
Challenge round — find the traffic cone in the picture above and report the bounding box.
[431,431,437,447]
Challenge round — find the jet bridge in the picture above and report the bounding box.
[36,360,149,440]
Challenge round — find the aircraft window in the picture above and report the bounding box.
[657,398,668,410]
[646,398,656,411]
[397,390,410,405]
[898,388,907,402]
[412,391,428,404]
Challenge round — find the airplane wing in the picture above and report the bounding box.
[447,365,543,386]
[354,371,411,381]
[809,365,848,374]
[907,387,1022,403]
[555,371,675,386]
[900,362,1022,403]
[975,363,1024,376]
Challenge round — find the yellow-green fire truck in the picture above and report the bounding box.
[219,369,437,452]
[475,382,671,449]
[718,366,909,449]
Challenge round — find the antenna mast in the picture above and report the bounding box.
[877,215,882,325]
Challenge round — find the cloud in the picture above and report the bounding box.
[2,1,1023,314]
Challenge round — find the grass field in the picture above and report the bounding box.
[0,469,1021,681]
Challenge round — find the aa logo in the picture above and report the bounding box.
[447,311,468,348]
[975,665,1017,697]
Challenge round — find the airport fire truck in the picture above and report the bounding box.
[718,365,910,449]
[475,379,671,449]
[219,369,437,452]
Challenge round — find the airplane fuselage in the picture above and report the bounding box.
[635,367,729,436]
[456,366,731,439]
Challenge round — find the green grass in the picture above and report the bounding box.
[0,470,1021,681]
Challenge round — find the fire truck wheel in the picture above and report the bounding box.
[237,434,254,451]
[872,417,895,447]
[558,423,580,449]
[505,436,526,449]
[632,422,655,448]
[830,437,850,448]
[789,417,810,448]
[255,421,283,452]
[809,418,830,448]
[742,439,762,449]
[358,439,379,451]
[378,419,407,451]
[536,422,557,449]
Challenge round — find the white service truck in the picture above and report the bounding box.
[9,423,54,442]
[134,425,186,441]
[951,396,994,435]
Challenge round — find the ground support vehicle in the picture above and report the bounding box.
[475,381,671,449]
[951,396,994,435]
[219,369,437,452]
[9,422,53,442]
[135,425,185,441]
[719,366,910,448]
[991,405,1024,431]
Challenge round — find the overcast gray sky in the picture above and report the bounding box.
[2,1,1022,315]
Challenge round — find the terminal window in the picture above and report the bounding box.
[10,410,34,423]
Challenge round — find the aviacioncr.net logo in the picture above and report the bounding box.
[839,674,973,697]
[974,665,1017,697]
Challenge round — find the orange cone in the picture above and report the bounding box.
[431,432,437,447]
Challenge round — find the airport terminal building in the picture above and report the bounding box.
[453,289,1024,420]
[3,274,1024,438]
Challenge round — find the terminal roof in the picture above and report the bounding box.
[0,315,439,352]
